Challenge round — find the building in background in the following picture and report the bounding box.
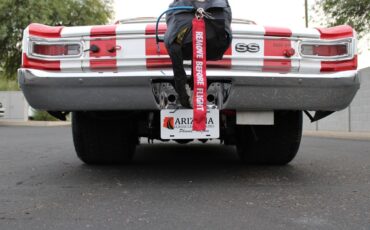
[358,34,370,69]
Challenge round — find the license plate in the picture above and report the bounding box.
[160,109,220,140]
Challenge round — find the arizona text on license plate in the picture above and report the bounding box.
[160,109,220,140]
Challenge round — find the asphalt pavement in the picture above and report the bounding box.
[0,126,369,230]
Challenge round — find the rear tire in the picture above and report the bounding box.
[236,111,303,165]
[72,112,137,165]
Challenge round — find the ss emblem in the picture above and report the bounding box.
[235,43,260,53]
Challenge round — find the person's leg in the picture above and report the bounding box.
[167,43,191,108]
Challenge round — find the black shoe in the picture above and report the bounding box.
[174,78,192,108]
[178,93,191,108]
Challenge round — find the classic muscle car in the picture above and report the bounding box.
[18,18,360,165]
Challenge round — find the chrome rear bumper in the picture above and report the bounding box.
[18,68,360,111]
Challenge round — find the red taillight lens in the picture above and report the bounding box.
[33,44,65,56]
[301,44,348,57]
[32,44,81,57]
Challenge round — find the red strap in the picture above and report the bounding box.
[192,18,207,131]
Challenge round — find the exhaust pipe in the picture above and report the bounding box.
[207,94,216,104]
[167,94,177,104]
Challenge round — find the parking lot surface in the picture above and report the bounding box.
[0,126,369,230]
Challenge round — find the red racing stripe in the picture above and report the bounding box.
[321,55,358,72]
[22,53,61,71]
[263,27,292,73]
[264,26,292,37]
[90,25,117,71]
[145,24,172,69]
[317,26,354,40]
[29,23,63,38]
[146,23,167,35]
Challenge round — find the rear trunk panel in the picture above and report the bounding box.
[22,21,357,74]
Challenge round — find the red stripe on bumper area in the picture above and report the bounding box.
[22,53,61,71]
[317,26,354,40]
[146,23,167,35]
[90,25,117,71]
[145,24,172,69]
[263,27,292,73]
[321,55,358,72]
[264,26,292,37]
[29,23,63,38]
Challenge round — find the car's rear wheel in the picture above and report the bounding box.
[72,112,137,165]
[236,111,303,165]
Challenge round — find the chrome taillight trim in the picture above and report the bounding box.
[298,38,355,61]
[27,38,84,60]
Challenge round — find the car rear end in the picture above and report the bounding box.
[19,21,359,111]
[18,19,360,165]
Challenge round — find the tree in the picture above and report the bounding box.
[314,0,370,36]
[0,0,114,79]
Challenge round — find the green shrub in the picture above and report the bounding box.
[32,111,59,121]
[0,78,19,91]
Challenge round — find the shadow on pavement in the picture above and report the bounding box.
[64,143,308,186]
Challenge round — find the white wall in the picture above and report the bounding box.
[0,92,29,121]
[304,67,370,132]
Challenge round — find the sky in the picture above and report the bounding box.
[114,0,309,27]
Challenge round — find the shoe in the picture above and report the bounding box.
[178,93,191,108]
[174,78,192,108]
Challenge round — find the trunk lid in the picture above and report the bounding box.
[22,19,357,74]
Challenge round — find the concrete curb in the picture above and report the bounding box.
[1,121,370,140]
[304,130,370,141]
[0,120,71,127]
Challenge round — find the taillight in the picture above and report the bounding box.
[301,44,348,57]
[30,42,82,58]
[299,39,354,60]
[34,44,66,56]
[299,37,357,72]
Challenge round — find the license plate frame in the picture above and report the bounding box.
[160,109,220,140]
